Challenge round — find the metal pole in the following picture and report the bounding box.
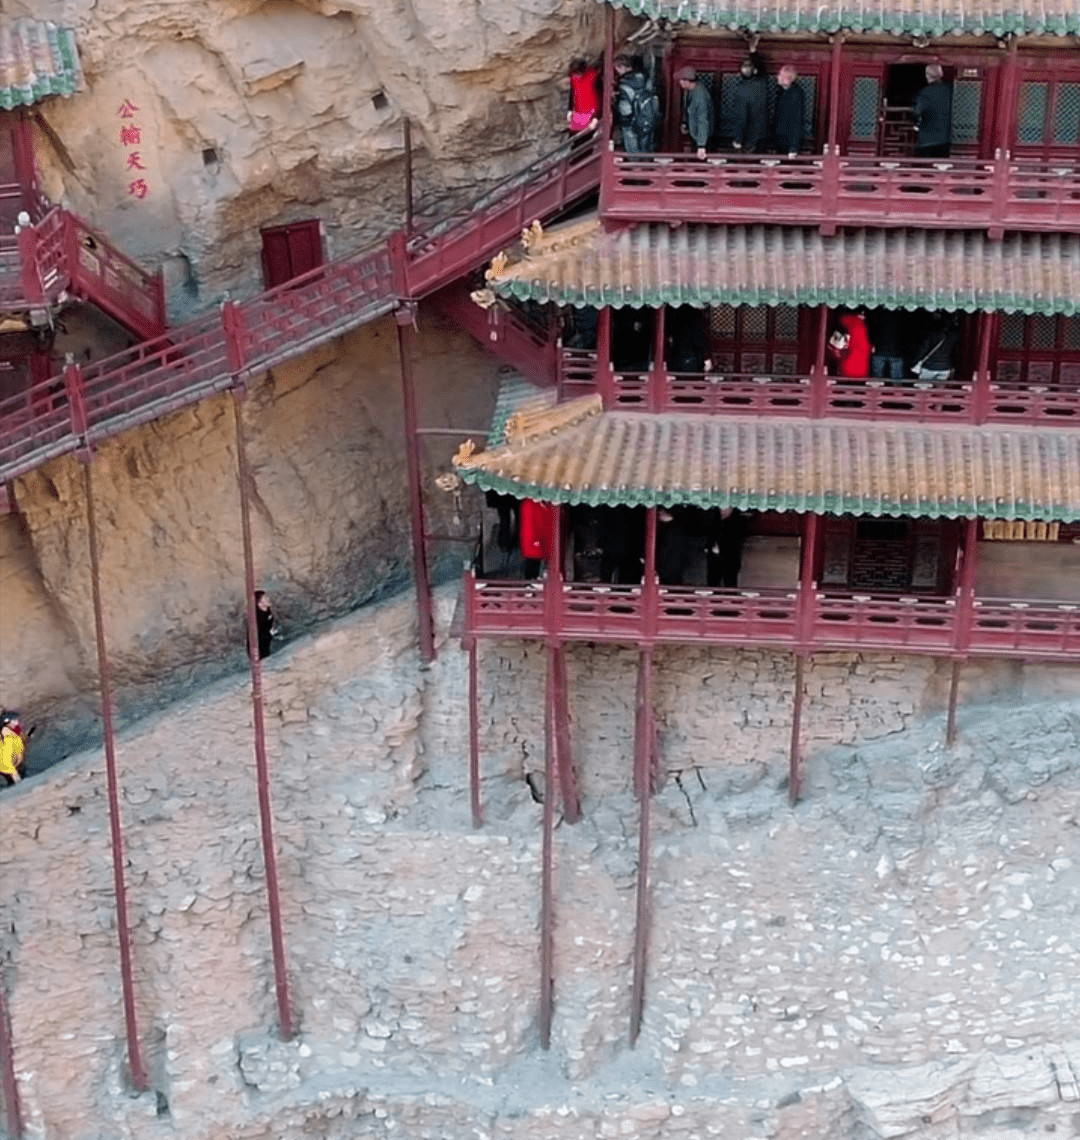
[630,646,654,1044]
[789,655,806,805]
[403,118,414,235]
[539,647,558,1049]
[552,644,580,823]
[0,971,23,1139]
[396,307,436,663]
[232,392,295,1040]
[468,637,482,828]
[81,459,149,1090]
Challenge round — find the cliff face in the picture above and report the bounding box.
[20,0,604,317]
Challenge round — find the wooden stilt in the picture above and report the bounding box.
[552,644,580,823]
[468,637,482,828]
[789,655,806,806]
[946,658,962,747]
[539,646,559,1049]
[0,971,23,1139]
[81,459,149,1089]
[630,646,654,1044]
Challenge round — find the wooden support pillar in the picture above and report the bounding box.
[467,637,482,828]
[946,659,962,747]
[233,391,295,1041]
[551,643,580,824]
[403,118,414,235]
[995,37,1020,159]
[602,4,615,151]
[648,306,666,413]
[643,505,659,637]
[539,645,560,1050]
[797,512,820,648]
[947,517,980,747]
[81,458,149,1090]
[825,34,844,154]
[630,645,655,1044]
[810,303,830,417]
[396,305,436,663]
[972,311,995,423]
[596,306,614,406]
[789,655,806,805]
[0,971,23,1139]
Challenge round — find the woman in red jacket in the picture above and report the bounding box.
[828,312,872,378]
[567,58,601,133]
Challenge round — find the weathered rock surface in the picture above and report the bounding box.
[2,586,1080,1139]
[21,0,608,316]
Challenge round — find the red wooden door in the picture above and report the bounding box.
[260,219,324,288]
[1012,68,1080,159]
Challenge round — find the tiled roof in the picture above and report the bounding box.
[488,219,1080,316]
[601,0,1080,36]
[455,398,1080,520]
[0,20,81,111]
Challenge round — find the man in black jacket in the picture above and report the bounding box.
[773,64,805,157]
[913,63,952,158]
[731,56,768,153]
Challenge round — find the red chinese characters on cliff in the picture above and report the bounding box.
[117,100,149,199]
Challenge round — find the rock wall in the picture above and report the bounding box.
[2,585,1080,1140]
[1,309,501,765]
[21,0,608,318]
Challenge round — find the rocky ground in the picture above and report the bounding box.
[2,585,1079,1139]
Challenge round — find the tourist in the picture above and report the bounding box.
[869,309,907,380]
[252,591,279,660]
[911,312,960,382]
[913,63,952,158]
[0,712,26,787]
[567,58,601,134]
[730,56,769,154]
[828,312,872,378]
[773,65,805,158]
[677,67,714,159]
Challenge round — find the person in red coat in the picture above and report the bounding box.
[828,312,872,378]
[567,59,601,133]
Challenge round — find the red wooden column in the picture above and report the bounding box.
[643,506,659,639]
[820,34,845,230]
[539,644,560,1049]
[545,506,580,822]
[596,306,615,406]
[972,311,995,423]
[629,644,655,1044]
[602,4,615,151]
[790,512,820,803]
[0,971,23,1139]
[648,306,667,412]
[232,391,295,1040]
[396,304,436,663]
[990,38,1020,238]
[80,457,149,1090]
[467,636,482,828]
[809,303,830,417]
[947,517,981,746]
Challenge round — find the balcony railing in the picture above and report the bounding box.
[600,150,1080,235]
[463,571,1080,662]
[556,353,1080,427]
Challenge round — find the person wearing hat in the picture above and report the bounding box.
[0,712,26,786]
[677,67,714,159]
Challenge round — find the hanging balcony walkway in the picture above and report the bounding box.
[0,137,602,486]
[600,150,1080,237]
[463,571,1080,663]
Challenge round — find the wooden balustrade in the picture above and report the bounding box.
[600,150,1080,235]
[463,572,1080,661]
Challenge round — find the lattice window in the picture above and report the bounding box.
[951,79,982,145]
[742,306,769,340]
[709,305,736,339]
[775,306,799,340]
[1064,316,1080,350]
[1031,314,1057,349]
[719,72,739,139]
[1053,82,1080,145]
[999,313,1025,348]
[797,75,817,142]
[1018,81,1049,144]
[851,76,880,140]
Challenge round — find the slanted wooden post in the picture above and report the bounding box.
[0,970,23,1138]
[539,645,560,1049]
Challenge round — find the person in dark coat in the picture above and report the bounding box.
[773,65,805,158]
[677,66,714,158]
[252,591,278,660]
[913,63,952,158]
[612,308,653,372]
[911,312,960,382]
[731,56,769,154]
[665,305,712,373]
[869,309,907,380]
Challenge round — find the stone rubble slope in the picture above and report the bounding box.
[1,585,1079,1139]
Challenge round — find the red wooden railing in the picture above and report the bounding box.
[562,359,1080,426]
[0,137,602,485]
[600,150,1080,235]
[463,571,1080,662]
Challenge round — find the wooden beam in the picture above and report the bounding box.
[552,644,580,824]
[630,645,655,1044]
[539,646,559,1049]
[789,654,806,805]
[468,637,482,828]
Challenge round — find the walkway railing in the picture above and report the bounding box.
[463,571,1080,662]
[567,359,1080,426]
[600,150,1080,235]
[0,136,603,486]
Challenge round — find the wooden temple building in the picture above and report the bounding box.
[4,2,1080,1111]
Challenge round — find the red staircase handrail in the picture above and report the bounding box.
[0,136,603,485]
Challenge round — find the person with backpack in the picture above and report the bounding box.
[0,712,27,787]
[614,54,659,153]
